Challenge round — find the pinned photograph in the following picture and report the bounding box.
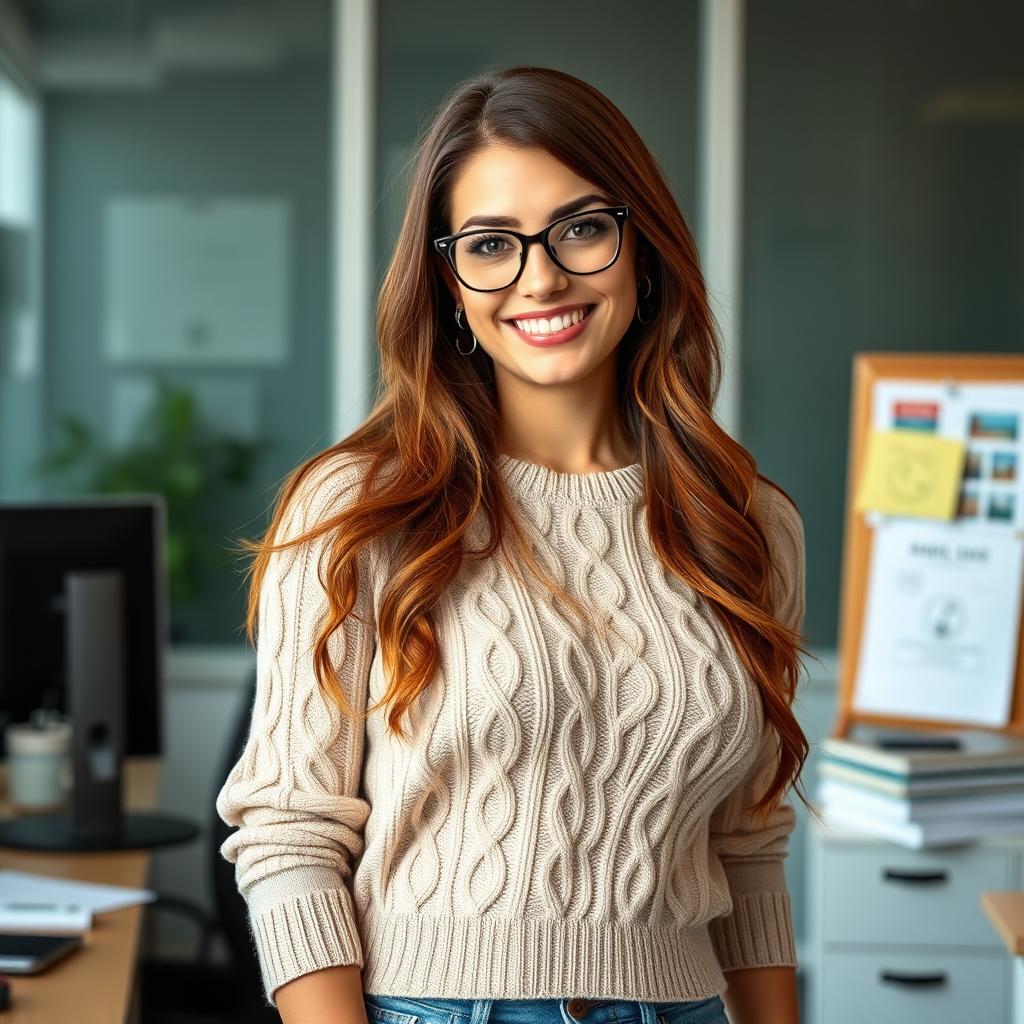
[969,411,1019,441]
[992,451,1017,481]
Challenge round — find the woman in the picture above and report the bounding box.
[217,66,815,1024]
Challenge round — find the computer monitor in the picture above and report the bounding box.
[0,496,166,758]
[0,496,197,851]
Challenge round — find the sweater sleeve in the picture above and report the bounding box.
[215,456,376,1006]
[706,483,805,972]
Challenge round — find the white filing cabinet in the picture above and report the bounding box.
[805,816,1024,1024]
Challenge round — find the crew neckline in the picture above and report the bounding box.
[497,453,644,507]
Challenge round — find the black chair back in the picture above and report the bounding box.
[209,670,270,1014]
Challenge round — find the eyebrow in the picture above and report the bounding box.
[456,192,614,233]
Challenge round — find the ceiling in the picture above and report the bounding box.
[15,1,237,35]
[8,0,331,86]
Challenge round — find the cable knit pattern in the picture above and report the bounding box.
[216,452,806,1007]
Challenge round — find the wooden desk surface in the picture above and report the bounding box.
[982,890,1024,957]
[0,759,160,1024]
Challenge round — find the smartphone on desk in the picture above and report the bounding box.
[0,932,82,973]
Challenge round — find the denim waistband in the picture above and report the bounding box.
[365,993,724,1024]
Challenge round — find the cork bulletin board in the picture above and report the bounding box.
[833,353,1024,738]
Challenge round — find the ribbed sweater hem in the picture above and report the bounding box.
[249,887,798,1005]
[358,910,729,1002]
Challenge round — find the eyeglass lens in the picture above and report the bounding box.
[451,211,621,290]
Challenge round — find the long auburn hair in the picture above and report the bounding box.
[240,65,818,824]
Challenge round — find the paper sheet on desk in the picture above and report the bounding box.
[0,869,157,914]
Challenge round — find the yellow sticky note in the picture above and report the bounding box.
[855,429,966,520]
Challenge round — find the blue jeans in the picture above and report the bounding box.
[363,993,729,1024]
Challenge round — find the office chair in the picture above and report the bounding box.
[139,669,278,1023]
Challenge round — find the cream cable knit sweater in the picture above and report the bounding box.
[216,451,806,1007]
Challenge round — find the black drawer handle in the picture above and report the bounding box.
[882,868,949,884]
[879,970,949,987]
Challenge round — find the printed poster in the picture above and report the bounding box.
[853,519,1024,727]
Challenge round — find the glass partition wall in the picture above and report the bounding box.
[742,0,1024,649]
[9,0,334,643]
[0,63,42,500]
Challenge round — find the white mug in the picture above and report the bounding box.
[5,720,73,811]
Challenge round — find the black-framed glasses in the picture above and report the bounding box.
[433,205,630,293]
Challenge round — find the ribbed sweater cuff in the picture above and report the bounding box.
[708,861,797,972]
[245,868,364,1006]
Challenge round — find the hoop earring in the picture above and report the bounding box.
[454,305,478,355]
[635,275,655,326]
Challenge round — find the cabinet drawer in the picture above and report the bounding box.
[821,843,1012,947]
[820,948,1007,1024]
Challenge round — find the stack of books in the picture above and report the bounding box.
[817,724,1024,848]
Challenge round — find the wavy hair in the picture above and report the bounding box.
[240,65,818,825]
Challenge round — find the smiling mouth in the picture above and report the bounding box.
[502,304,596,337]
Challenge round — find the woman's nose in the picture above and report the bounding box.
[517,239,567,296]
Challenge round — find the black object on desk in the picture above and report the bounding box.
[875,735,963,750]
[0,933,81,975]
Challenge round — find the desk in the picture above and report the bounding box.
[0,758,160,1024]
[983,891,1024,1024]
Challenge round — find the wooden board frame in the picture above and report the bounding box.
[834,352,1024,738]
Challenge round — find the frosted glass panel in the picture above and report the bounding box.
[103,195,292,366]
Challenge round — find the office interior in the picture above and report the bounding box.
[0,1,1023,1022]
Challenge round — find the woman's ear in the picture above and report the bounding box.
[439,260,462,305]
[635,236,651,281]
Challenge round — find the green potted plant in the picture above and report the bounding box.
[35,376,267,640]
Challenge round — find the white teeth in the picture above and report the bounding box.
[512,306,589,336]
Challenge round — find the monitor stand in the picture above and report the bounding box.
[0,571,198,852]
